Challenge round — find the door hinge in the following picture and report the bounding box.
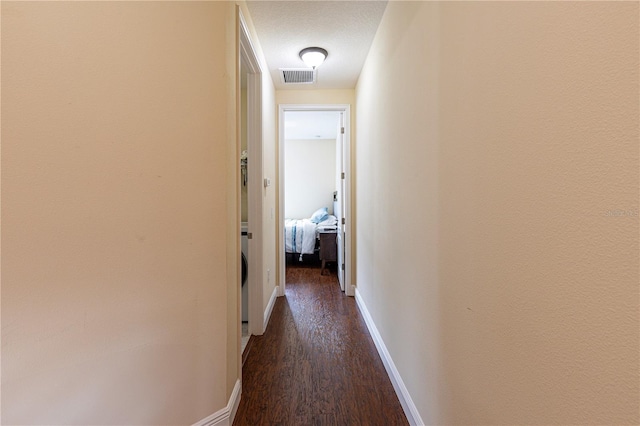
[341,263,345,271]
[247,232,253,239]
[341,172,345,179]
[341,127,345,134]
[341,218,345,225]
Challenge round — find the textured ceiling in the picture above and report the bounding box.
[246,1,388,90]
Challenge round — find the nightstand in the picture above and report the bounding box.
[318,229,337,275]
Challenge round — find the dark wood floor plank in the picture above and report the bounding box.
[233,263,408,425]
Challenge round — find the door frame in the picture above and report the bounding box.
[335,111,346,291]
[239,9,264,336]
[278,104,353,297]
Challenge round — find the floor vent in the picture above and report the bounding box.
[280,68,316,84]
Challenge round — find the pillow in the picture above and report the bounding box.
[309,207,329,224]
[318,215,338,227]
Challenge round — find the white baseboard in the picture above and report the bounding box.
[264,285,278,332]
[228,378,241,424]
[192,379,241,426]
[355,289,425,426]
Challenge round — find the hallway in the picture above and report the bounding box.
[234,263,408,425]
[2,2,637,424]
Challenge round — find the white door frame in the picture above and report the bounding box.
[239,10,265,336]
[278,104,353,297]
[335,111,345,291]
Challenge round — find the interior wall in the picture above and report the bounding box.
[2,2,237,424]
[260,73,277,317]
[284,138,337,219]
[276,89,355,106]
[356,2,638,424]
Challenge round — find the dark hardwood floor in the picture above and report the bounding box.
[233,261,409,426]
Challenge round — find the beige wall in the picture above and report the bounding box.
[276,89,355,106]
[356,2,638,424]
[2,2,239,424]
[260,64,278,317]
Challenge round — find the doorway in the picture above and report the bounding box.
[240,56,250,353]
[238,10,264,363]
[278,105,353,297]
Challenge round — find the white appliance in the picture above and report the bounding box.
[241,223,249,322]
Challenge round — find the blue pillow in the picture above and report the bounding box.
[310,207,329,224]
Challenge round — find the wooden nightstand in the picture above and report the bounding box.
[318,230,337,275]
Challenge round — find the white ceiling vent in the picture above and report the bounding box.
[280,68,316,85]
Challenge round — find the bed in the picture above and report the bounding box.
[285,207,338,260]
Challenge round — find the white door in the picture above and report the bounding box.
[335,113,345,290]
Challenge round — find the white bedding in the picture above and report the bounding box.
[285,215,338,256]
[284,218,317,255]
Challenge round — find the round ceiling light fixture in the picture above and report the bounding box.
[299,47,328,69]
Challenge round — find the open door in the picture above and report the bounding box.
[335,112,346,291]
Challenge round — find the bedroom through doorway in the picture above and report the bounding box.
[278,105,352,296]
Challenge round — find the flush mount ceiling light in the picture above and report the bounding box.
[299,47,328,69]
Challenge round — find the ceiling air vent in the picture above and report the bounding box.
[280,68,316,85]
